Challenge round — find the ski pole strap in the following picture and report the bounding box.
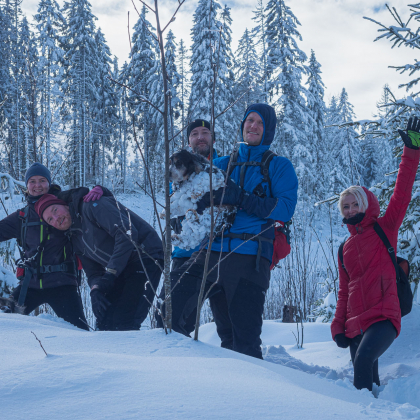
[373,222,401,282]
[225,232,273,272]
[17,267,35,307]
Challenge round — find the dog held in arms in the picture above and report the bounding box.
[162,149,236,251]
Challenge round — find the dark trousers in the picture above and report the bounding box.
[169,251,269,359]
[157,257,234,350]
[350,320,397,391]
[97,257,162,331]
[12,285,88,331]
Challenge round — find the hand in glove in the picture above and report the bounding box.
[196,178,245,214]
[334,333,350,349]
[90,289,110,322]
[398,116,420,150]
[91,272,117,295]
[170,217,183,234]
[83,186,104,202]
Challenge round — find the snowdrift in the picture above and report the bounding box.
[2,307,420,419]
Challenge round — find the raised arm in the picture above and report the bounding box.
[382,117,420,230]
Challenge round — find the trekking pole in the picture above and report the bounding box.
[79,317,95,331]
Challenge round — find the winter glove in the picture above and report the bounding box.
[398,116,420,150]
[196,178,245,214]
[91,272,117,295]
[83,186,104,202]
[334,333,350,349]
[90,289,111,322]
[170,217,183,234]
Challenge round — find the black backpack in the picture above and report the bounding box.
[338,222,413,317]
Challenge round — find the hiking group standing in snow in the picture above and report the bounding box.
[0,104,418,394]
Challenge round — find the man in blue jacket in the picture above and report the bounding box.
[170,104,298,359]
[158,119,233,349]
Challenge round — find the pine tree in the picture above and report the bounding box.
[125,4,157,189]
[265,0,312,197]
[177,39,189,148]
[188,0,236,154]
[306,50,327,200]
[252,0,268,103]
[234,28,261,114]
[61,0,98,186]
[34,0,65,168]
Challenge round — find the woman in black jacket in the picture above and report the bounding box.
[0,163,102,330]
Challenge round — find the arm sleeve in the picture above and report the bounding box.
[331,257,350,340]
[77,254,105,289]
[242,157,298,221]
[0,211,21,243]
[382,146,420,230]
[84,198,135,276]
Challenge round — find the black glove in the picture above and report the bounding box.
[170,217,182,234]
[91,272,117,295]
[196,178,245,214]
[90,289,111,322]
[398,116,420,150]
[334,333,350,349]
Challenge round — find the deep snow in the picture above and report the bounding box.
[1,306,420,419]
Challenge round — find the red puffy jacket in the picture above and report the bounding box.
[331,146,419,340]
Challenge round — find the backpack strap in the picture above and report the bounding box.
[227,149,239,178]
[373,222,401,283]
[18,205,44,250]
[260,150,276,196]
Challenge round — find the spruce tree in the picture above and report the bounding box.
[34,0,65,168]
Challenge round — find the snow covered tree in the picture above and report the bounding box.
[34,0,66,168]
[126,4,157,189]
[306,50,327,200]
[234,28,261,114]
[176,38,189,148]
[252,0,269,103]
[61,0,98,186]
[188,0,236,154]
[265,0,312,198]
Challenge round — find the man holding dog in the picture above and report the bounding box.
[34,188,163,331]
[170,104,298,359]
[158,119,233,349]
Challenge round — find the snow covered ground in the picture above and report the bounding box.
[1,305,420,419]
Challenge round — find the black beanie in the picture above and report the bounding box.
[187,119,212,140]
[25,162,51,186]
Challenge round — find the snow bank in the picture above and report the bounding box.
[2,313,420,419]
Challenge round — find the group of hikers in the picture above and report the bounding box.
[1,102,419,394]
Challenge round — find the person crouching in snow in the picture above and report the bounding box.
[331,117,420,392]
[34,188,164,331]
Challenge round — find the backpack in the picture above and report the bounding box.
[15,205,82,306]
[227,149,291,270]
[338,222,413,317]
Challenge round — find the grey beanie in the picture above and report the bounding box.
[25,163,51,186]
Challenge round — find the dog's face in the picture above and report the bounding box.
[169,150,209,183]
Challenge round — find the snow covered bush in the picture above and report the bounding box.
[312,291,337,323]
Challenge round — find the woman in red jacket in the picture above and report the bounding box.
[331,117,420,392]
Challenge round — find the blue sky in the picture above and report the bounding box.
[22,0,415,120]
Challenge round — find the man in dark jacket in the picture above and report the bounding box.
[0,163,89,330]
[157,119,233,349]
[169,104,298,359]
[35,188,164,331]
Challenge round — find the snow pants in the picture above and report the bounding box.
[156,257,234,350]
[350,319,397,391]
[12,284,88,331]
[97,257,162,331]
[169,251,270,359]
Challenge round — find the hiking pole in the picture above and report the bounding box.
[79,317,95,331]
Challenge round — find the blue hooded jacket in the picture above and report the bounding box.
[210,103,298,262]
[172,149,219,259]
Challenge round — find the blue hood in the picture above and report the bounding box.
[241,103,276,147]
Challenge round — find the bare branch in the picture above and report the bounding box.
[137,0,156,14]
[31,331,48,356]
[162,0,185,33]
